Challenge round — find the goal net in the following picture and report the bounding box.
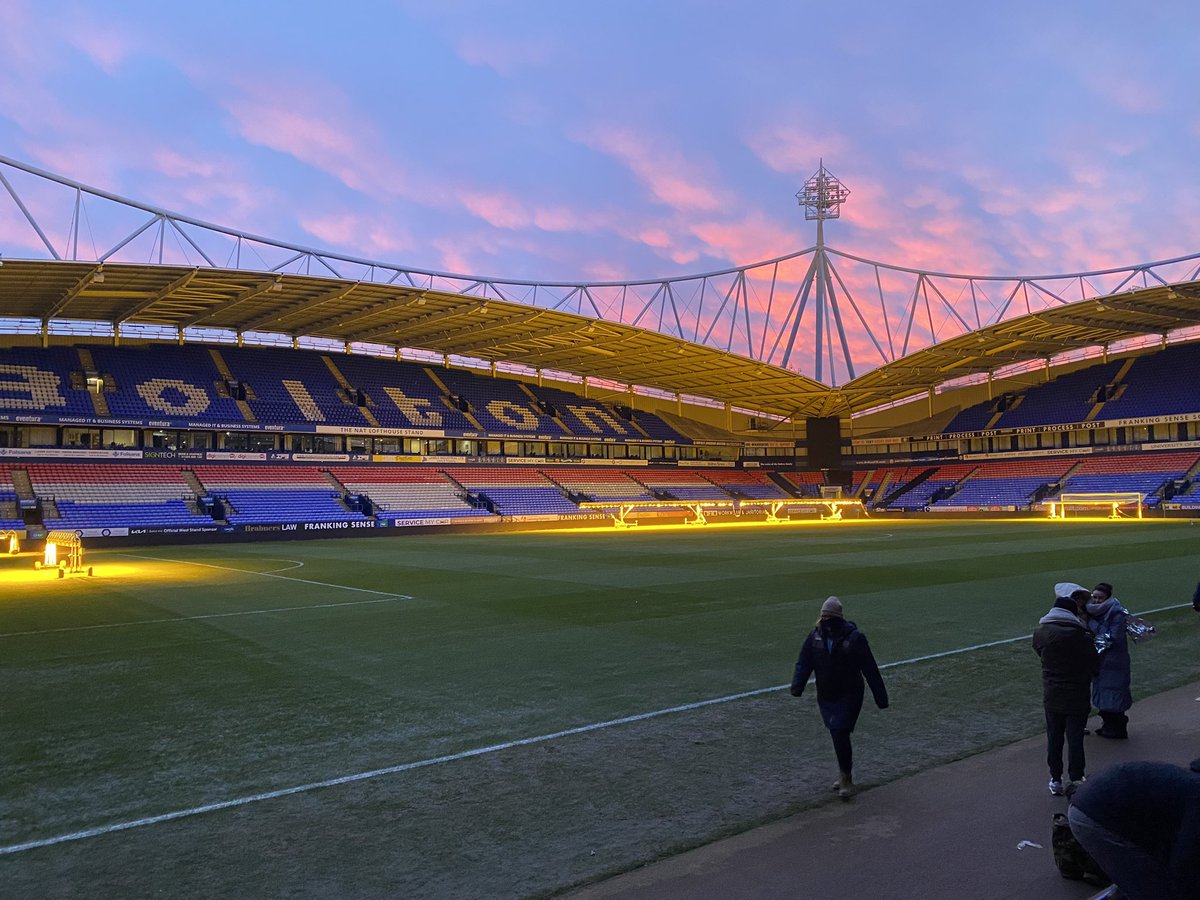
[1046,492,1144,520]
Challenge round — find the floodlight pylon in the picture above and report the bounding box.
[791,161,854,384]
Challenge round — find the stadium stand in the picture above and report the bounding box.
[525,385,681,441]
[1169,478,1200,508]
[1090,344,1200,419]
[331,355,477,432]
[943,346,1200,435]
[930,458,1075,509]
[988,360,1125,429]
[191,465,367,524]
[882,463,978,510]
[0,465,26,529]
[0,344,692,446]
[850,466,927,507]
[1047,451,1200,508]
[25,463,214,529]
[88,345,245,424]
[448,466,580,516]
[622,409,688,443]
[221,346,372,428]
[702,469,793,500]
[540,468,654,502]
[632,469,732,501]
[436,369,565,437]
[330,466,490,520]
[11,335,1200,533]
[780,471,827,498]
[941,401,997,434]
[0,346,102,419]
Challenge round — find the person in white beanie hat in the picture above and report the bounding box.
[790,596,889,800]
[1033,583,1099,796]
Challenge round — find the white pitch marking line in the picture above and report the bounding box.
[2,601,1191,856]
[0,594,412,639]
[119,553,399,598]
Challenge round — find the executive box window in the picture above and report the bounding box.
[222,432,276,452]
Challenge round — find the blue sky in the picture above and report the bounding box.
[1,0,1198,288]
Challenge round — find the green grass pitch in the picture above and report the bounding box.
[2,519,1198,897]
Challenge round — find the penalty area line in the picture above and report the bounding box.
[118,553,403,599]
[3,601,1191,856]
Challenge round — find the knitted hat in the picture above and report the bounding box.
[820,596,844,618]
[1054,582,1087,599]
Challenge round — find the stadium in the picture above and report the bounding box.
[3,154,1200,898]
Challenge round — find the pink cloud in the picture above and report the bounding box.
[298,210,415,260]
[461,190,532,230]
[21,141,130,194]
[690,213,802,267]
[637,228,673,250]
[0,206,55,257]
[580,260,629,283]
[64,19,140,75]
[226,96,390,196]
[151,148,220,180]
[432,235,483,276]
[0,1,44,70]
[300,213,361,247]
[574,125,725,212]
[744,125,853,175]
[532,206,584,232]
[667,247,701,266]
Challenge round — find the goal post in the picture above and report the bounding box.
[1046,492,1144,520]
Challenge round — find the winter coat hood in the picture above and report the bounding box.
[1039,607,1086,628]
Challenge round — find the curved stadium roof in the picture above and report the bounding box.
[2,155,1199,420]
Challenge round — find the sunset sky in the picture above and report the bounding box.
[1,1,1198,380]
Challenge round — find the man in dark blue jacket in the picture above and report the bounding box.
[791,596,889,800]
[1033,584,1100,796]
[1068,756,1200,900]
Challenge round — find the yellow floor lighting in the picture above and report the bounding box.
[578,496,868,528]
[737,498,868,522]
[577,499,736,528]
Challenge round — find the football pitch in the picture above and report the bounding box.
[3,519,1198,898]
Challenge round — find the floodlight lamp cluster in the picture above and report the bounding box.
[796,161,851,221]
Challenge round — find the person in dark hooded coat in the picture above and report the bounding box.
[1068,756,1200,900]
[1032,583,1100,796]
[791,596,889,800]
[1085,581,1132,738]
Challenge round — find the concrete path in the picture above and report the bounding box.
[566,680,1200,900]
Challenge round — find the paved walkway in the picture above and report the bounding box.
[567,680,1200,900]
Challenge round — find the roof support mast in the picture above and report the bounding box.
[797,161,851,385]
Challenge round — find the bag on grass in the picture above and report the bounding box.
[1051,812,1111,887]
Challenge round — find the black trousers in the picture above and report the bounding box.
[830,728,853,774]
[1098,710,1129,737]
[1045,709,1087,781]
